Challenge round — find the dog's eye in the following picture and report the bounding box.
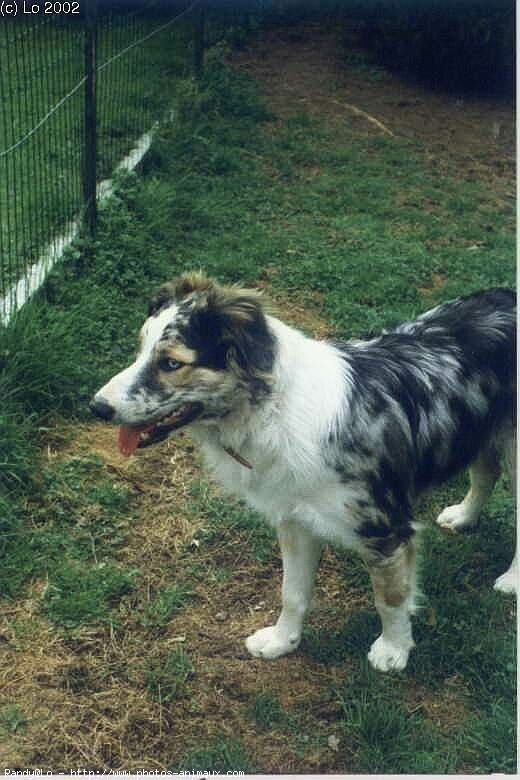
[158,357,183,372]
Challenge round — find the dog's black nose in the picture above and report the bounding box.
[89,397,115,421]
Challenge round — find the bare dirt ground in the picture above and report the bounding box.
[230,23,515,195]
[2,23,511,772]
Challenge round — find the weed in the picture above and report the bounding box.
[186,562,233,584]
[138,585,193,629]
[8,616,49,650]
[0,499,45,598]
[0,302,88,417]
[179,56,271,125]
[248,692,288,731]
[43,561,134,629]
[0,705,28,736]
[146,647,194,703]
[177,737,254,773]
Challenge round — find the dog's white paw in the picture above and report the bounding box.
[368,635,413,672]
[436,503,477,531]
[494,570,517,595]
[245,625,300,660]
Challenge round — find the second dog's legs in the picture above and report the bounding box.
[494,432,517,594]
[245,520,323,660]
[436,446,501,530]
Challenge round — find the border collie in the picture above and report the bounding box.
[91,273,516,671]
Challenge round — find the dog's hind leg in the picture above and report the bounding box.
[494,431,517,595]
[495,549,518,594]
[366,539,416,672]
[436,445,501,531]
[245,520,323,660]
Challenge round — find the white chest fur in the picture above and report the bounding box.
[191,317,362,550]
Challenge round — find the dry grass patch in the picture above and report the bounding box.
[418,272,447,301]
[254,276,333,338]
[405,675,473,731]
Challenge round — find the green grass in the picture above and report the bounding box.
[461,702,517,773]
[0,452,136,603]
[334,649,516,773]
[0,54,515,772]
[146,647,194,703]
[248,691,289,731]
[0,705,28,736]
[187,478,277,565]
[138,584,194,629]
[339,682,455,773]
[0,299,90,496]
[177,737,254,773]
[42,560,134,629]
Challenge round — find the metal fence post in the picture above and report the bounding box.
[84,0,97,237]
[193,1,206,78]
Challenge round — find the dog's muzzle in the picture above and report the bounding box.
[89,397,115,421]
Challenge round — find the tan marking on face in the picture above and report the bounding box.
[165,364,194,386]
[166,343,198,365]
[162,364,226,389]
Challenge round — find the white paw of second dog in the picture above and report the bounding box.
[245,625,300,660]
[436,503,477,531]
[368,635,414,672]
[494,569,517,595]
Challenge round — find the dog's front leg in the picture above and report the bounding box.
[245,520,323,660]
[366,540,416,672]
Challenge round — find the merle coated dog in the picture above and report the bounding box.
[91,274,516,671]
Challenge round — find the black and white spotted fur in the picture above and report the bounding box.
[92,278,516,671]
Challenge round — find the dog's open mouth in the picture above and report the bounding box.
[118,403,203,457]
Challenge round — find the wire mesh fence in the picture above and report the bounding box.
[0,13,85,318]
[0,0,268,323]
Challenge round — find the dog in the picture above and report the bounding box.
[90,272,516,671]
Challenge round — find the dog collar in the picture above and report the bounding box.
[223,445,253,470]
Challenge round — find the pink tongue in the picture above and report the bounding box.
[118,425,152,457]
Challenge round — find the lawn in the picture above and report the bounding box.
[0,31,516,773]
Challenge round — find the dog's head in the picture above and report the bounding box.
[90,272,276,455]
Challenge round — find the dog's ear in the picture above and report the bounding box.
[186,287,276,386]
[148,283,177,317]
[216,290,271,368]
[148,272,213,317]
[173,271,212,299]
